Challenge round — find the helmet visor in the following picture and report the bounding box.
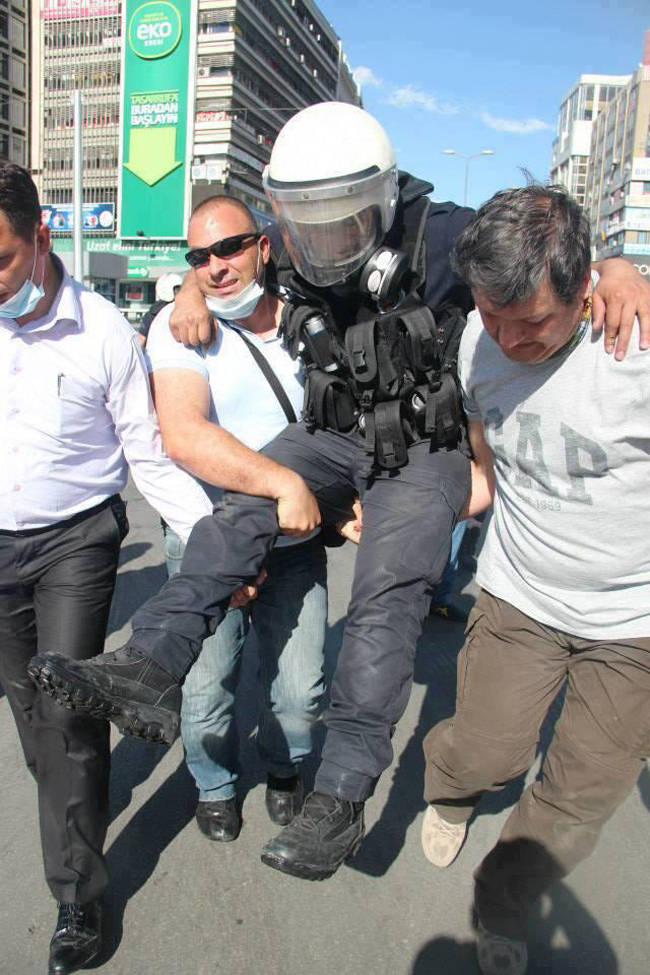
[280,206,382,287]
[264,166,398,287]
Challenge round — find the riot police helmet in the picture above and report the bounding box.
[263,102,399,287]
[155,272,183,303]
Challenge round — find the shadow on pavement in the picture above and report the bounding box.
[412,882,619,974]
[108,735,171,823]
[92,759,197,968]
[117,541,153,568]
[638,763,650,812]
[106,563,168,636]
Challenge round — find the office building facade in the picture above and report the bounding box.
[584,47,650,276]
[550,74,629,207]
[30,0,360,319]
[0,0,28,165]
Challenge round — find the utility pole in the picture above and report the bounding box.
[72,90,83,282]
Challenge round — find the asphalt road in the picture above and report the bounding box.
[1,482,649,974]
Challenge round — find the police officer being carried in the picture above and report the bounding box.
[31,103,650,883]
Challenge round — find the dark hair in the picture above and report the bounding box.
[190,194,258,232]
[0,162,42,241]
[451,184,591,307]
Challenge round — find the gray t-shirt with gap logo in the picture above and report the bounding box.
[459,307,650,639]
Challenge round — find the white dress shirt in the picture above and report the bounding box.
[0,257,212,538]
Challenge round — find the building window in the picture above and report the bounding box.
[10,15,24,49]
[10,98,24,127]
[10,134,24,164]
[10,56,25,89]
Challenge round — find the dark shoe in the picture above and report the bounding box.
[260,790,364,881]
[28,646,181,745]
[195,797,242,842]
[265,774,304,826]
[429,600,469,624]
[49,900,102,975]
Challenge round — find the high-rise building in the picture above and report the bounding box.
[191,0,360,216]
[29,0,360,319]
[584,36,650,277]
[550,74,629,206]
[0,0,29,165]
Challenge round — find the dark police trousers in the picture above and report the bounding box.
[0,497,127,903]
[132,423,469,801]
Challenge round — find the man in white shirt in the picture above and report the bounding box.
[146,195,328,843]
[0,163,212,974]
[421,185,650,975]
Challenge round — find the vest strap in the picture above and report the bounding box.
[374,400,409,470]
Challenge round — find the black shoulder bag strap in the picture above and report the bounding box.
[234,327,298,424]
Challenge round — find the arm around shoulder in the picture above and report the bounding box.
[591,258,650,359]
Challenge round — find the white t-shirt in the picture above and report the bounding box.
[146,304,314,546]
[459,307,650,639]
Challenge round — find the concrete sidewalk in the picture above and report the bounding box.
[1,483,649,974]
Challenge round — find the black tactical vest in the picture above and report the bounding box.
[272,188,467,471]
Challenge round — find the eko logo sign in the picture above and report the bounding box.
[128,1,181,59]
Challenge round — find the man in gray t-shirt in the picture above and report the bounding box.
[421,185,650,975]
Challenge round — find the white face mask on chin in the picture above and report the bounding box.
[205,277,265,321]
[0,239,45,320]
[204,242,265,321]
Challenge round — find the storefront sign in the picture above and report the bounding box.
[119,0,197,238]
[42,202,115,233]
[42,0,119,18]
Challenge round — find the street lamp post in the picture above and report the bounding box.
[442,148,495,207]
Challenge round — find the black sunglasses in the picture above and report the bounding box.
[184,232,262,268]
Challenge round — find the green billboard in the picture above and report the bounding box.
[119,0,197,238]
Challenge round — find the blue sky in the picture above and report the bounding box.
[318,0,649,209]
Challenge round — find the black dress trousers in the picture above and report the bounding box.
[0,497,127,904]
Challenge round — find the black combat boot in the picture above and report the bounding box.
[48,900,102,975]
[28,646,181,745]
[260,790,364,880]
[265,773,304,826]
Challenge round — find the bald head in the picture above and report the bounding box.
[189,195,257,238]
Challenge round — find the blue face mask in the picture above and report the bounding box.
[0,240,45,321]
[203,244,265,321]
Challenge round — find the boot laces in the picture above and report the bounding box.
[301,792,346,827]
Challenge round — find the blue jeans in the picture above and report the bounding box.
[164,527,327,800]
[433,519,468,603]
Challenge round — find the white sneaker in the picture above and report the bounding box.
[476,920,528,975]
[420,804,467,867]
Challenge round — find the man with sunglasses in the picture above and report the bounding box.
[31,104,650,886]
[144,195,327,843]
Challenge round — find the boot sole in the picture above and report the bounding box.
[260,835,364,881]
[27,659,178,746]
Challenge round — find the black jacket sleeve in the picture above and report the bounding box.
[421,203,475,315]
[139,299,169,338]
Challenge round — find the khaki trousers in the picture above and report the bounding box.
[423,590,650,939]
